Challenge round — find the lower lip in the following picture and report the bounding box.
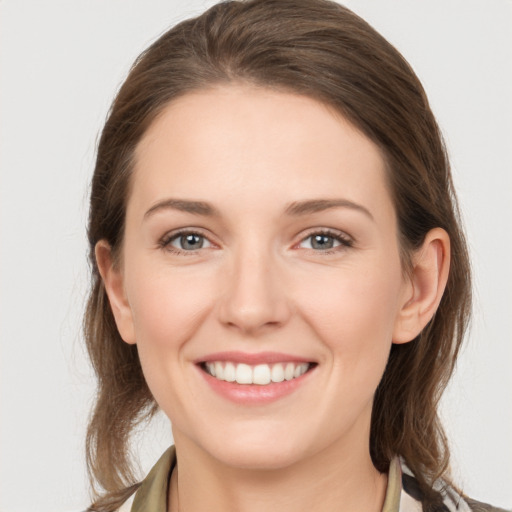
[197,365,314,404]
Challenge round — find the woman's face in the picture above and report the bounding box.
[108,85,414,469]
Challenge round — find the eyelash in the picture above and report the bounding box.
[158,228,354,256]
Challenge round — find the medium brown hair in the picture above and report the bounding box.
[85,0,471,509]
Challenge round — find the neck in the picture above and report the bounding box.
[168,431,388,512]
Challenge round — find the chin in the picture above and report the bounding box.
[211,438,304,471]
[184,421,309,471]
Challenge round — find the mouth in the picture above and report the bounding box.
[199,361,315,386]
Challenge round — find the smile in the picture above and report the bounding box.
[202,361,311,385]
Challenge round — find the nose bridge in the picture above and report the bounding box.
[218,236,290,333]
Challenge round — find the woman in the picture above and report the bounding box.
[84,1,504,511]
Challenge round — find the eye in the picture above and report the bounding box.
[160,231,213,253]
[298,231,353,252]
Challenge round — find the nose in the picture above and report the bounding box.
[217,243,291,335]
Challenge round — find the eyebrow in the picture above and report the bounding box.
[285,199,374,220]
[144,197,374,221]
[144,199,219,219]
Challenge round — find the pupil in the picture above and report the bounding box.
[181,234,203,250]
[312,234,333,250]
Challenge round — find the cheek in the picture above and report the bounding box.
[128,262,214,340]
[123,261,221,420]
[295,262,403,372]
[124,262,217,383]
[279,260,405,442]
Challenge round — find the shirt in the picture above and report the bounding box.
[117,446,505,512]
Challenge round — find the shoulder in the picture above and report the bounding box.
[399,459,509,512]
[109,446,175,512]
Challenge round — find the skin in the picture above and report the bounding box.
[97,85,450,512]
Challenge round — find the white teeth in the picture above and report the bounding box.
[206,362,216,377]
[293,363,309,379]
[204,361,312,385]
[224,362,236,382]
[214,362,224,380]
[293,363,308,378]
[284,362,295,381]
[271,364,285,383]
[235,363,253,384]
[253,364,271,385]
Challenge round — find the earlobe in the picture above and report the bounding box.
[392,228,451,344]
[95,240,136,345]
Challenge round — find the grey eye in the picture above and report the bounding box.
[301,234,340,250]
[171,233,211,251]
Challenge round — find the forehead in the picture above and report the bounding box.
[130,85,392,219]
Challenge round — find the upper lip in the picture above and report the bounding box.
[195,351,315,365]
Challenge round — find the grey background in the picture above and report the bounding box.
[1,1,511,510]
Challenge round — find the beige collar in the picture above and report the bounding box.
[123,446,403,512]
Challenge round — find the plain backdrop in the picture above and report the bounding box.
[0,1,511,511]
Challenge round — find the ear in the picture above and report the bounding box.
[95,240,136,345]
[392,228,450,344]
